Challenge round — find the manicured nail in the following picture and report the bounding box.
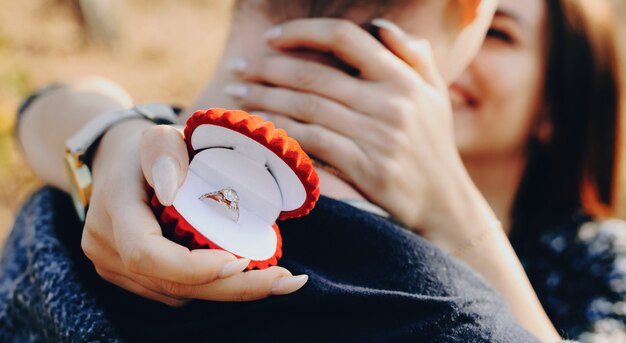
[152,156,179,206]
[224,83,249,100]
[218,258,251,278]
[407,39,430,56]
[271,274,309,295]
[371,18,405,36]
[250,111,270,121]
[227,57,247,73]
[264,26,283,41]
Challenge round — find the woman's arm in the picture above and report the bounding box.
[18,77,133,190]
[17,77,308,305]
[436,169,559,341]
[226,18,560,341]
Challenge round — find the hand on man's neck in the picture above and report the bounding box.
[184,66,366,202]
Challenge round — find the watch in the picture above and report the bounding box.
[65,103,178,221]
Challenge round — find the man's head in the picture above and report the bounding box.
[228,0,497,82]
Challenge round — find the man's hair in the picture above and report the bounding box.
[235,0,407,23]
[235,0,481,26]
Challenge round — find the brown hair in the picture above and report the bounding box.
[235,0,481,25]
[511,0,622,235]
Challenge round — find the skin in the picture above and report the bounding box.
[218,1,558,340]
[18,0,560,341]
[452,0,548,232]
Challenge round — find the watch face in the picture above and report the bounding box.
[65,152,92,222]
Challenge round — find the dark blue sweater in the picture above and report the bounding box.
[0,187,539,342]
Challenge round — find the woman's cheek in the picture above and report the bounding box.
[489,54,544,156]
[456,48,542,158]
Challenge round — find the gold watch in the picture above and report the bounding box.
[64,103,178,221]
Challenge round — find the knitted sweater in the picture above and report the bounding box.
[0,187,538,342]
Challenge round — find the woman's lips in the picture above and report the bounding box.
[450,90,467,110]
[449,84,479,111]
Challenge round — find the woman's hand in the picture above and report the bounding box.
[225,18,473,244]
[80,119,308,306]
[222,20,562,340]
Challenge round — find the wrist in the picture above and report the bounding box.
[419,156,501,252]
[91,119,156,181]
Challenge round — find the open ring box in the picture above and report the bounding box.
[150,108,320,269]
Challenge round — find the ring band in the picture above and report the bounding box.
[199,188,240,222]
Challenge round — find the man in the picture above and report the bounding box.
[3,0,553,341]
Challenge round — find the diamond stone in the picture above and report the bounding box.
[222,188,239,202]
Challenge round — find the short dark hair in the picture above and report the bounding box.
[235,0,408,23]
[236,0,482,24]
[512,0,622,235]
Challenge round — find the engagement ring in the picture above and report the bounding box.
[199,188,240,222]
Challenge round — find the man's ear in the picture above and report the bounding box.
[455,0,483,26]
[440,0,498,83]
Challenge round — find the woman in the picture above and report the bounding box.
[3,0,560,341]
[228,0,624,340]
[456,0,624,339]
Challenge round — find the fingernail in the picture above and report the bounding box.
[271,274,308,295]
[224,83,249,100]
[218,258,251,278]
[250,111,270,121]
[407,39,429,54]
[227,57,247,73]
[371,18,405,36]
[264,26,283,41]
[152,156,179,206]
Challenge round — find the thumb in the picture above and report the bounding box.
[140,125,189,206]
[370,18,447,91]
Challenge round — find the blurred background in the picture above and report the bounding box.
[0,0,625,246]
[0,0,234,244]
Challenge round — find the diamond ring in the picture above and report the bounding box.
[199,188,240,222]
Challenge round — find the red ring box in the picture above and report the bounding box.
[151,108,320,269]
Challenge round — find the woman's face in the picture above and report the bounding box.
[450,0,547,159]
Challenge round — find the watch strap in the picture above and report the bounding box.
[66,103,177,156]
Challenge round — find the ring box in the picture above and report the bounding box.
[150,108,320,269]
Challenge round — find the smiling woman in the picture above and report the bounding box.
[441,0,625,339]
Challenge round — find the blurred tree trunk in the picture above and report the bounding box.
[77,0,121,44]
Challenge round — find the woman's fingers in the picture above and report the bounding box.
[86,227,300,303]
[371,18,447,91]
[95,242,307,302]
[95,267,190,307]
[108,196,241,285]
[265,18,409,81]
[89,234,306,302]
[83,232,178,297]
[176,267,308,301]
[263,114,369,184]
[227,54,375,113]
[140,125,189,206]
[225,82,364,138]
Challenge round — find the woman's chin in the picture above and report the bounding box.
[454,130,488,158]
